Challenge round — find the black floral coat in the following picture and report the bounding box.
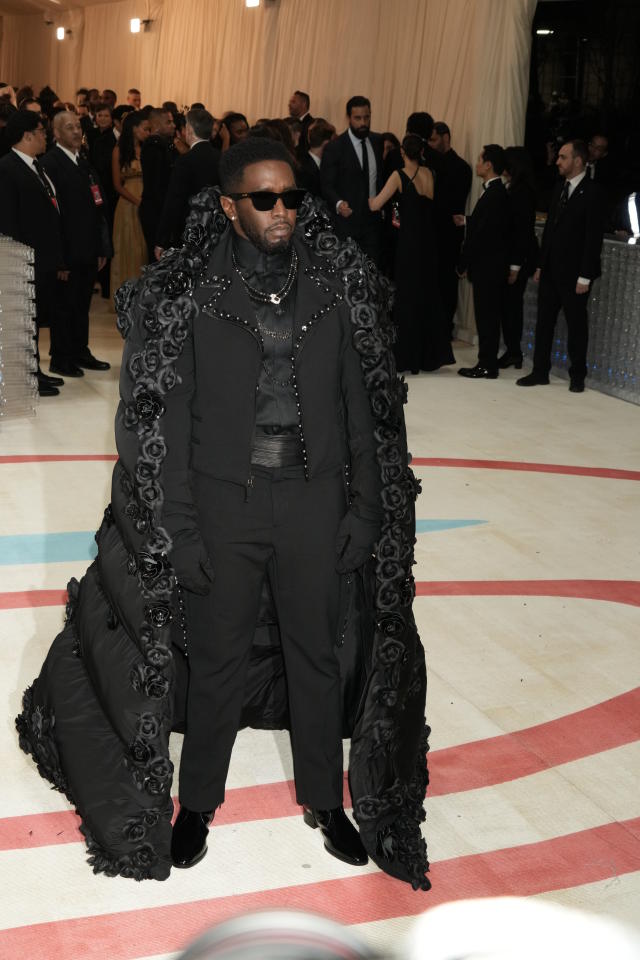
[16,192,431,890]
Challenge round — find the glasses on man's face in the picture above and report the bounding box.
[227,189,306,211]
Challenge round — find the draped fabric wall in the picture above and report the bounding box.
[1,0,536,336]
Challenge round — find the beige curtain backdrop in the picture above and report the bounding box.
[1,0,537,337]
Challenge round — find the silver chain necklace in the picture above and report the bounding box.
[232,247,298,306]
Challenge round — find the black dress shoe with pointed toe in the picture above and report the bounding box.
[516,372,549,387]
[569,380,585,393]
[49,361,84,378]
[303,805,368,866]
[75,352,111,371]
[38,380,59,397]
[497,351,523,369]
[457,364,499,379]
[171,807,213,868]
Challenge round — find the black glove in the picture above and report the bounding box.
[169,532,214,596]
[335,511,380,574]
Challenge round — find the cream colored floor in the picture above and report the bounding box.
[1,298,639,959]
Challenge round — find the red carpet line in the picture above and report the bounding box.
[2,817,640,960]
[411,457,640,481]
[3,686,638,854]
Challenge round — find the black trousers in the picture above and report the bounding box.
[533,271,589,382]
[53,263,96,364]
[471,271,505,370]
[179,467,346,813]
[437,227,464,338]
[34,269,65,368]
[501,267,529,358]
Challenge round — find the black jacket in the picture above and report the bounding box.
[458,178,511,281]
[140,135,174,225]
[0,149,64,275]
[16,193,429,891]
[297,151,323,198]
[320,130,384,239]
[89,128,117,215]
[155,140,220,249]
[40,146,110,266]
[433,148,472,221]
[539,176,605,285]
[507,180,538,275]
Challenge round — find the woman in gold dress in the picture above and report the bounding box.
[111,111,150,295]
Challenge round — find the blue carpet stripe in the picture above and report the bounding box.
[415,519,487,534]
[0,532,98,566]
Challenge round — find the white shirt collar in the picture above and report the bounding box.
[299,111,309,122]
[189,138,206,149]
[567,170,587,192]
[308,151,321,168]
[12,147,36,168]
[484,176,501,189]
[56,143,79,164]
[348,126,368,150]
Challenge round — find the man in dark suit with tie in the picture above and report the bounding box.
[297,118,334,198]
[288,90,313,158]
[154,109,220,257]
[139,107,176,262]
[517,139,605,392]
[41,110,111,377]
[0,110,65,396]
[320,96,384,266]
[456,144,511,379]
[89,103,117,298]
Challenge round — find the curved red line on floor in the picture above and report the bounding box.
[3,685,638,853]
[1,817,639,960]
[411,457,640,481]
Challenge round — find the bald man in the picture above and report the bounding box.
[40,111,111,377]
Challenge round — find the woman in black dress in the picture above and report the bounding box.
[369,134,455,373]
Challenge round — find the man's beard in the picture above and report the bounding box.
[351,125,370,140]
[239,215,294,255]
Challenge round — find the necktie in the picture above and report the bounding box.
[554,180,570,225]
[361,139,370,197]
[32,158,59,211]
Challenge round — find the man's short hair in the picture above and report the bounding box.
[220,137,296,194]
[0,101,17,122]
[481,143,506,175]
[294,90,310,111]
[128,88,141,95]
[406,111,434,141]
[308,118,334,149]
[149,107,171,125]
[76,87,89,97]
[113,104,135,122]
[346,95,370,116]
[94,102,112,115]
[190,102,206,111]
[5,108,42,146]
[103,89,117,100]
[433,121,450,138]
[564,138,588,165]
[187,108,214,141]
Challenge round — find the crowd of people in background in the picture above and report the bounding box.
[0,78,625,398]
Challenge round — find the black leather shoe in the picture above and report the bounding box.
[75,352,111,371]
[569,380,585,393]
[49,361,84,378]
[516,372,549,387]
[458,365,498,379]
[171,807,213,868]
[38,380,59,397]
[303,806,368,866]
[38,370,64,387]
[497,352,523,369]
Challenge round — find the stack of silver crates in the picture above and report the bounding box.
[0,235,38,421]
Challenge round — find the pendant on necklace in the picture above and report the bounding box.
[269,293,281,305]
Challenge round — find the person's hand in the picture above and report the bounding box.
[455,268,467,279]
[335,511,379,574]
[508,269,519,285]
[533,268,541,284]
[57,270,70,281]
[368,197,376,211]
[453,214,465,227]
[576,280,590,295]
[154,246,164,261]
[338,201,353,218]
[170,534,214,596]
[97,256,107,271]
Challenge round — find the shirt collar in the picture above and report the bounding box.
[12,147,36,168]
[567,170,587,190]
[348,126,368,150]
[483,176,500,190]
[190,138,206,149]
[56,143,79,165]
[308,151,321,168]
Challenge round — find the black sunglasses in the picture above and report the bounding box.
[227,189,306,211]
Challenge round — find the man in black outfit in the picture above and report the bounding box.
[41,111,111,377]
[456,144,511,379]
[168,138,380,871]
[139,107,176,262]
[288,90,313,157]
[320,96,384,266]
[0,110,65,397]
[297,118,334,198]
[517,140,605,393]
[154,109,220,257]
[89,103,117,298]
[428,121,472,338]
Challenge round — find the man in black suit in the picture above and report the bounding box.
[517,139,606,392]
[456,144,511,379]
[288,90,313,157]
[41,111,111,377]
[297,118,334,198]
[0,110,65,397]
[320,96,384,265]
[428,121,472,338]
[89,103,117,298]
[139,107,176,262]
[154,109,220,257]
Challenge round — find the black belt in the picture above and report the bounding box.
[251,429,303,468]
